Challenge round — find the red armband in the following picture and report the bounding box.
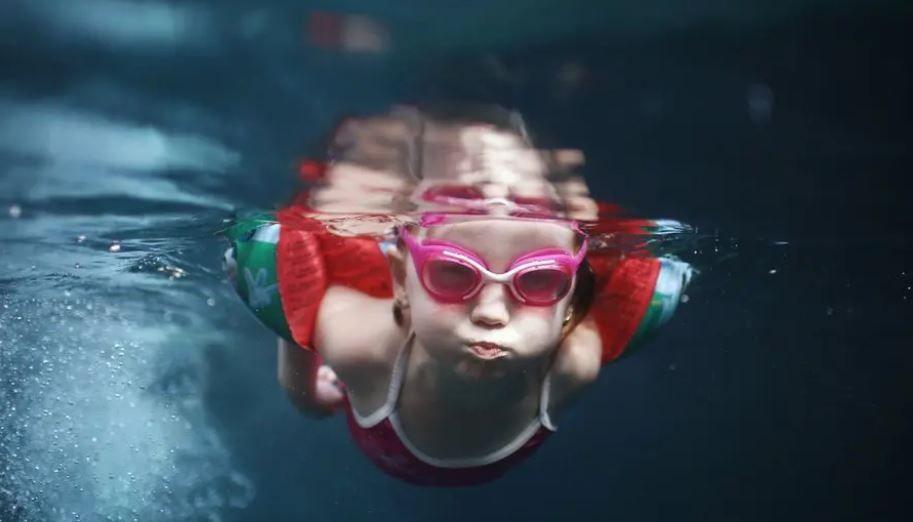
[587,253,661,364]
[276,206,393,350]
[318,233,393,298]
[277,227,328,350]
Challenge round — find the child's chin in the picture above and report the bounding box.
[453,357,509,381]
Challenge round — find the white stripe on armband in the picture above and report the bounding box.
[251,223,280,244]
[654,256,695,326]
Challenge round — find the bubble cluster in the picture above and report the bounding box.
[0,289,253,521]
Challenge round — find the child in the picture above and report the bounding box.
[224,106,692,486]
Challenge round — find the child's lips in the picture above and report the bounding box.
[467,342,510,360]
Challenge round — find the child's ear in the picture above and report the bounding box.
[387,241,408,299]
[387,243,412,330]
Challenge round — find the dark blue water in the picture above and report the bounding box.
[1,1,910,521]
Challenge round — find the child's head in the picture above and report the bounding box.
[390,216,592,380]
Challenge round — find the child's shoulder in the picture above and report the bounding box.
[316,285,404,415]
[547,317,603,418]
[315,285,401,368]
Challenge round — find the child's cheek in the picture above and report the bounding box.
[514,307,565,347]
[425,303,465,333]
[412,300,465,340]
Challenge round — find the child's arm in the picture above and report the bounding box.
[277,338,345,418]
[277,282,401,420]
[547,316,603,420]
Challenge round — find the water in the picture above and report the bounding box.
[1,1,911,521]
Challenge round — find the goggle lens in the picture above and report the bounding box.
[515,268,572,304]
[424,259,572,305]
[423,259,479,299]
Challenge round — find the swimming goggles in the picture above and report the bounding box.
[399,227,587,306]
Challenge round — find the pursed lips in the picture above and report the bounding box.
[466,341,511,360]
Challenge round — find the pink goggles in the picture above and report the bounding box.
[400,227,588,306]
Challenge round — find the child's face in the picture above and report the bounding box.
[402,218,579,379]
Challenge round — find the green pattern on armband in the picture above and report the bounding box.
[628,256,694,349]
[227,215,294,342]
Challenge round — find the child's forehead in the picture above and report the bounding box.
[423,219,577,250]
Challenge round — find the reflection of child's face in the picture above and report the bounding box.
[403,219,579,378]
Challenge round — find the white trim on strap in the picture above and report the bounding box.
[539,371,558,432]
[348,333,413,428]
[388,413,543,469]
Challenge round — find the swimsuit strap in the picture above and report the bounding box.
[349,331,414,428]
[539,370,557,432]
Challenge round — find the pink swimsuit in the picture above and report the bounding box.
[343,334,557,487]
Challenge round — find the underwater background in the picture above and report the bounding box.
[0,1,910,520]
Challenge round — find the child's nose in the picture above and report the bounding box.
[470,283,510,328]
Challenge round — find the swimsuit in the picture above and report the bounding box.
[343,333,556,487]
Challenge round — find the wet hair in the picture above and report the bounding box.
[413,102,532,145]
[325,104,534,181]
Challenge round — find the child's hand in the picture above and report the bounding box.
[314,365,346,410]
[278,339,345,418]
